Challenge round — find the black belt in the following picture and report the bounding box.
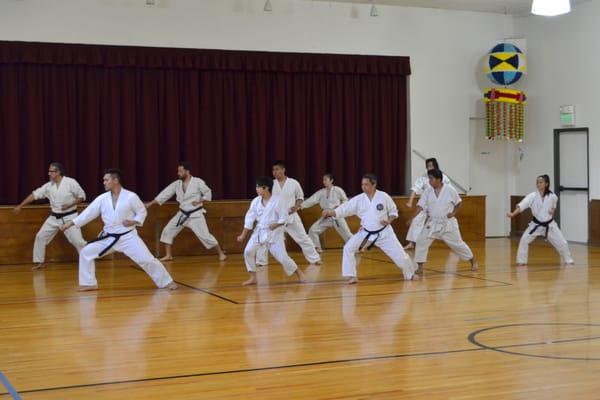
[359,225,388,251]
[51,209,77,224]
[176,206,204,227]
[529,217,553,239]
[51,210,77,219]
[87,230,133,257]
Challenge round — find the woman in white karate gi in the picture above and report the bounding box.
[507,174,574,266]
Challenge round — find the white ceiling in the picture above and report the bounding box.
[317,0,589,15]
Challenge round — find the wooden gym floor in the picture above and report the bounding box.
[1,238,600,399]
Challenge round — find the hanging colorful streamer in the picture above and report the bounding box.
[483,88,526,142]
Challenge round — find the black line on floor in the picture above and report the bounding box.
[8,330,600,396]
[1,347,485,395]
[240,283,511,304]
[359,255,512,286]
[174,281,239,304]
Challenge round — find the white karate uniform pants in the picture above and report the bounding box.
[160,212,219,249]
[79,231,174,288]
[414,218,473,263]
[33,213,86,263]
[257,214,321,265]
[244,230,298,276]
[308,217,352,250]
[342,226,415,280]
[516,221,573,264]
[405,210,426,243]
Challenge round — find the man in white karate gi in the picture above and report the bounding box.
[301,172,353,252]
[322,173,419,284]
[404,157,451,250]
[412,169,478,273]
[237,176,306,286]
[61,169,178,291]
[14,162,87,269]
[266,160,321,264]
[145,162,226,261]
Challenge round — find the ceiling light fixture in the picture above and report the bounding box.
[531,0,571,16]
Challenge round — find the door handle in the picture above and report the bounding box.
[559,186,588,191]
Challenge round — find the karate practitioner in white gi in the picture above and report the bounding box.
[301,172,353,252]
[237,176,306,286]
[412,169,478,273]
[404,157,451,250]
[145,162,226,261]
[14,162,87,269]
[61,169,177,291]
[264,160,321,265]
[507,174,574,266]
[322,173,419,284]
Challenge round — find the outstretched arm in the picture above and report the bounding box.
[507,206,522,218]
[13,194,35,213]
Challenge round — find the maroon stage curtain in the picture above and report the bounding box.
[0,41,410,202]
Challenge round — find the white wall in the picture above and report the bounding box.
[0,0,513,192]
[514,1,599,198]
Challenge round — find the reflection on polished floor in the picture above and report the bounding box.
[1,238,600,399]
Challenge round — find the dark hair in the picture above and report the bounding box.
[256,176,274,192]
[323,172,335,182]
[427,169,443,180]
[178,161,191,172]
[104,168,123,183]
[362,173,378,184]
[50,162,65,176]
[272,160,286,169]
[538,174,552,197]
[425,158,440,170]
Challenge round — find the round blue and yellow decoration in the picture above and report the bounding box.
[484,43,526,86]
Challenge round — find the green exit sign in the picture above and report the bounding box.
[560,105,575,126]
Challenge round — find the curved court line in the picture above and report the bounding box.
[468,323,600,361]
[5,328,599,396]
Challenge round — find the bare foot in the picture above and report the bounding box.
[295,269,307,283]
[414,264,424,275]
[218,253,227,261]
[404,243,414,250]
[243,273,257,286]
[516,263,527,267]
[312,260,322,265]
[316,248,323,253]
[470,260,479,271]
[410,273,421,281]
[163,281,179,290]
[78,285,98,292]
[347,277,358,285]
[160,255,173,262]
[32,263,45,270]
